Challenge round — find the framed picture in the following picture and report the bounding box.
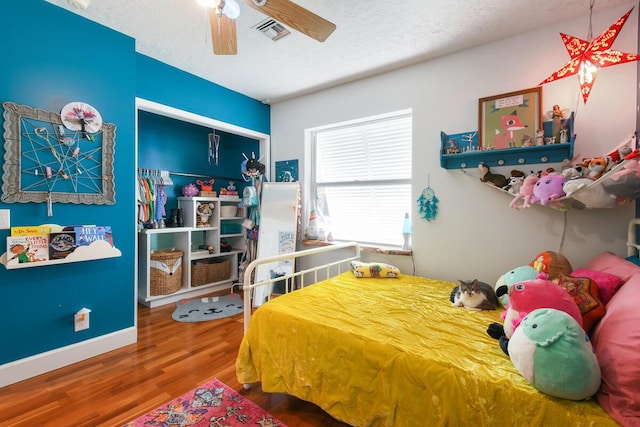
[478,87,542,150]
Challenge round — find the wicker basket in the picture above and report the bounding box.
[150,250,183,295]
[191,258,231,287]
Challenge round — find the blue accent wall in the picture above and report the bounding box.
[0,0,269,367]
[138,110,258,211]
[136,55,270,135]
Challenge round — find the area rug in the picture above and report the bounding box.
[171,294,243,323]
[123,378,286,427]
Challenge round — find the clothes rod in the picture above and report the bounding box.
[168,171,240,181]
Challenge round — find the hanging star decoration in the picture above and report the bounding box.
[539,7,639,104]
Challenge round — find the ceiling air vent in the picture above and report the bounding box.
[253,18,291,41]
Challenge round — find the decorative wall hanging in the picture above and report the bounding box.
[1,101,116,208]
[539,4,640,104]
[478,87,542,150]
[275,159,298,182]
[417,174,439,222]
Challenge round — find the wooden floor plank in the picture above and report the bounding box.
[0,295,349,427]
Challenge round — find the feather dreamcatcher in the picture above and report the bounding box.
[417,175,439,221]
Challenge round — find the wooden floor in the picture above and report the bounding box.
[0,293,350,427]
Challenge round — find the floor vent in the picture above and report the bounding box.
[253,18,291,41]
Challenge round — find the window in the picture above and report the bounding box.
[308,110,412,247]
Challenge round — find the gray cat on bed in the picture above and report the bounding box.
[450,279,499,311]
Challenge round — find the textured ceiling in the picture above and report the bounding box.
[44,0,635,103]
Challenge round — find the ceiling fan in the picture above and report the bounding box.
[197,0,336,55]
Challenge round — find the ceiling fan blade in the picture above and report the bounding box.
[209,9,237,55]
[245,0,336,42]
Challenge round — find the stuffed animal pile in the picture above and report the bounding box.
[488,250,604,401]
[504,134,637,210]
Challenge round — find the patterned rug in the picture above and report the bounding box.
[171,294,243,323]
[123,378,286,426]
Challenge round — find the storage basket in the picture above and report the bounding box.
[191,258,231,287]
[150,250,183,295]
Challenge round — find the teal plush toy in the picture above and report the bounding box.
[494,265,539,306]
[508,308,601,400]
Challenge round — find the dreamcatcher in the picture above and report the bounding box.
[417,174,439,221]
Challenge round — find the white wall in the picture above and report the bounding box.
[270,3,638,285]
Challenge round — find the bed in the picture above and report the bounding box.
[236,240,640,426]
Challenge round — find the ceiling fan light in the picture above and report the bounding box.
[221,0,240,19]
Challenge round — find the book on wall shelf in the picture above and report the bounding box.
[65,225,114,247]
[1,224,121,269]
[5,235,49,266]
[49,231,77,260]
[10,225,50,237]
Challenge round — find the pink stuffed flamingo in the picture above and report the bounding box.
[509,175,538,210]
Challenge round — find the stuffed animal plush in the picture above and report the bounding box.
[530,174,565,206]
[479,162,507,188]
[508,308,601,401]
[505,170,526,194]
[581,157,609,179]
[503,278,583,338]
[509,175,538,210]
[487,278,582,355]
[611,157,640,181]
[494,265,538,307]
[562,176,617,209]
[196,202,215,227]
[530,251,572,279]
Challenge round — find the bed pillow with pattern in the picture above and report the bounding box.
[351,261,400,278]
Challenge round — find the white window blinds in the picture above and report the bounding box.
[311,110,412,246]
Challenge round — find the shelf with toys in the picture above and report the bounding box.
[473,133,640,211]
[440,113,575,170]
[137,196,245,308]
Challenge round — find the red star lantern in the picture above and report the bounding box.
[539,7,640,104]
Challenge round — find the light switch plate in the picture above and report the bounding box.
[0,209,10,230]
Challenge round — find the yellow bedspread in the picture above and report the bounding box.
[236,273,617,427]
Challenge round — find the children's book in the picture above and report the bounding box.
[10,225,50,237]
[74,226,113,247]
[6,235,49,265]
[49,232,77,259]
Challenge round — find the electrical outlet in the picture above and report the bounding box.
[0,209,9,230]
[74,308,91,332]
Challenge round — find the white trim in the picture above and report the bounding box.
[0,327,137,387]
[135,98,271,179]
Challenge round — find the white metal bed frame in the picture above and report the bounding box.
[241,242,361,334]
[627,218,640,257]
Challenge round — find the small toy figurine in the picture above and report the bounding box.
[551,105,565,143]
[196,179,215,192]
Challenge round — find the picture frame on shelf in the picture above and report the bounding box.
[478,87,542,150]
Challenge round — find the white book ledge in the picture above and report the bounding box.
[1,240,121,270]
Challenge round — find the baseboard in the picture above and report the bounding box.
[0,327,137,388]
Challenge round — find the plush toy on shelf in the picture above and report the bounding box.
[478,162,507,188]
[530,174,565,206]
[509,175,538,210]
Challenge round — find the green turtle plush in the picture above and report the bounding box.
[508,308,601,400]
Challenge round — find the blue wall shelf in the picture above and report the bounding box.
[441,113,575,170]
[440,143,574,169]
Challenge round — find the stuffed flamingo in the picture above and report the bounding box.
[509,175,538,210]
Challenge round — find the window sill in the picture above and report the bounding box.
[301,239,412,256]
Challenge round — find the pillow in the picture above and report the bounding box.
[570,268,623,306]
[553,274,605,333]
[530,251,573,279]
[586,251,640,283]
[350,261,400,278]
[591,273,640,426]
